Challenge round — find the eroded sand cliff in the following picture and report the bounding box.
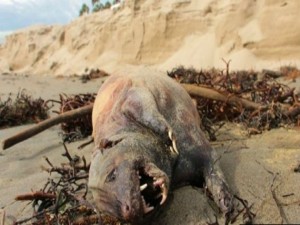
[1,0,300,76]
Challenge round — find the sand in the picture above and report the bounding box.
[0,0,300,224]
[0,69,300,224]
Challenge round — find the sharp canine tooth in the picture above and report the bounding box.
[144,206,154,214]
[173,144,179,154]
[140,183,147,191]
[168,129,173,140]
[169,146,175,153]
[172,139,179,155]
[168,129,179,155]
[160,194,167,205]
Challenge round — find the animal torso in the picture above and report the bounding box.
[88,73,234,224]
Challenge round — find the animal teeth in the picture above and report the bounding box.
[169,146,175,153]
[144,206,154,214]
[172,139,179,155]
[168,129,179,155]
[168,129,173,140]
[153,178,168,205]
[140,183,147,191]
[160,193,167,205]
[141,196,154,214]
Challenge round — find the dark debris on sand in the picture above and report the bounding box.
[46,93,96,143]
[14,143,126,225]
[0,90,49,129]
[79,68,109,83]
[167,65,300,140]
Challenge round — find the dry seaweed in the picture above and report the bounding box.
[14,143,125,225]
[79,68,109,83]
[167,65,300,140]
[46,93,96,142]
[0,90,49,129]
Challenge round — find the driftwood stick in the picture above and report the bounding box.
[181,84,264,110]
[285,105,300,118]
[2,84,265,150]
[2,104,93,150]
[15,191,56,201]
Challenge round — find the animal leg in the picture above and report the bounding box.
[204,163,241,222]
[205,169,234,213]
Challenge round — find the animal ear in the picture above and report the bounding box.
[99,138,123,150]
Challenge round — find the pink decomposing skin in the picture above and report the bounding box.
[88,73,236,224]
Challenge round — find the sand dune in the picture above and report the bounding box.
[1,0,300,76]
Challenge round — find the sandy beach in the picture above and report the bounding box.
[1,0,300,224]
[1,69,300,224]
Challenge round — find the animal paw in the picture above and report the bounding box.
[205,172,234,214]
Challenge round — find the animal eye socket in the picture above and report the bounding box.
[106,169,117,182]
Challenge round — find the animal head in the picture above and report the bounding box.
[88,143,170,223]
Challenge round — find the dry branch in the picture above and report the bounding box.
[2,104,93,150]
[54,93,96,142]
[181,84,264,110]
[15,192,56,201]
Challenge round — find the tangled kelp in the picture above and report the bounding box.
[48,93,96,142]
[14,143,124,225]
[167,66,300,140]
[0,90,49,129]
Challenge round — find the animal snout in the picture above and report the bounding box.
[121,202,134,221]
